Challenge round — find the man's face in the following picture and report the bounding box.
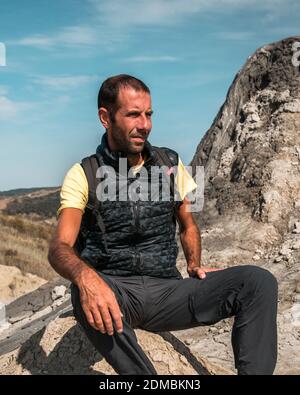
[108,86,153,155]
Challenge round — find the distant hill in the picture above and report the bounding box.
[0,187,61,218]
[3,191,60,219]
[0,187,59,198]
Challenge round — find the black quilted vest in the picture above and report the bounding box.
[79,133,182,278]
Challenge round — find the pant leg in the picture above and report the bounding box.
[228,266,278,375]
[70,274,157,375]
[141,265,278,375]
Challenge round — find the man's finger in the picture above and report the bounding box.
[198,270,206,279]
[91,309,106,334]
[192,268,206,279]
[109,304,124,334]
[99,307,114,336]
[82,306,99,331]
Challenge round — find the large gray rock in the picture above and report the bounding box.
[187,36,300,265]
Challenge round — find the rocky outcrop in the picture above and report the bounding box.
[191,36,300,262]
[174,37,300,310]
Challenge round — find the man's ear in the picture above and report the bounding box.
[98,107,111,129]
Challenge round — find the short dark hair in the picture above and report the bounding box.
[97,74,150,121]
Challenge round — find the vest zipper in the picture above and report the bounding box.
[133,200,140,231]
[132,200,141,271]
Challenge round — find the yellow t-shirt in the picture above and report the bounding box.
[58,157,197,216]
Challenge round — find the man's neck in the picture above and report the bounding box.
[127,153,144,167]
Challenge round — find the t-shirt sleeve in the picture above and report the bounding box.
[175,157,197,200]
[57,163,88,217]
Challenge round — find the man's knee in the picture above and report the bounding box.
[239,265,278,300]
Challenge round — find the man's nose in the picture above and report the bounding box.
[137,114,151,130]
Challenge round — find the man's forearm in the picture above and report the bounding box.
[48,241,93,286]
[179,224,202,271]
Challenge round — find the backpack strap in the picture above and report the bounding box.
[152,146,178,200]
[81,155,99,212]
[80,155,108,253]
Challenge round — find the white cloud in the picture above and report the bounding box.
[91,0,204,26]
[90,0,299,27]
[164,70,230,88]
[56,26,98,47]
[212,31,255,41]
[15,35,55,49]
[32,74,99,90]
[0,86,8,96]
[7,0,300,54]
[266,26,300,37]
[123,55,179,62]
[0,92,72,123]
[11,26,104,49]
[0,95,33,121]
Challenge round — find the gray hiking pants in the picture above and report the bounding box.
[71,265,278,375]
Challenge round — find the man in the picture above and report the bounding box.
[48,74,278,375]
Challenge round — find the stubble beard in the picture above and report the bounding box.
[111,125,146,156]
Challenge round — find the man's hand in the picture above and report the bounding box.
[187,265,224,280]
[76,268,124,336]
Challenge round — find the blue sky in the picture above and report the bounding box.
[0,0,299,190]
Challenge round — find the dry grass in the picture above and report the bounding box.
[0,213,58,281]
